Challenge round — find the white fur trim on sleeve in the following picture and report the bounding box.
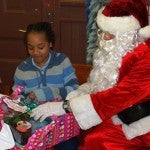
[139,26,150,39]
[122,116,150,140]
[70,94,102,130]
[112,115,150,140]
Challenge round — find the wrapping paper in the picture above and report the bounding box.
[12,114,80,150]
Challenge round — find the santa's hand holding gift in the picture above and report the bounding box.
[31,0,150,149]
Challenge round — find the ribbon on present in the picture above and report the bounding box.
[11,85,24,100]
[0,109,4,131]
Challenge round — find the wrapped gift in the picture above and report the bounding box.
[3,100,41,145]
[1,86,80,149]
[4,103,80,149]
[13,113,80,150]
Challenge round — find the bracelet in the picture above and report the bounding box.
[62,100,72,113]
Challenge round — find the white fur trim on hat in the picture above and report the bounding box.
[139,26,150,39]
[70,94,102,130]
[96,8,141,34]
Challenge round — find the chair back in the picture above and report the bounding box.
[73,64,92,85]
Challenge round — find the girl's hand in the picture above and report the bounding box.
[28,91,37,102]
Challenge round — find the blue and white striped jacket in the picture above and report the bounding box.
[13,50,79,102]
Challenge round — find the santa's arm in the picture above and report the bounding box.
[69,43,150,130]
[70,94,102,130]
[66,82,92,100]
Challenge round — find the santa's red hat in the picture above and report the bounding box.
[96,0,150,38]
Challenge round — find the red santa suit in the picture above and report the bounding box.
[67,0,150,149]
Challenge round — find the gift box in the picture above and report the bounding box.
[3,111,31,145]
[1,86,80,149]
[3,99,52,146]
[2,99,80,149]
[4,111,53,146]
[12,113,80,150]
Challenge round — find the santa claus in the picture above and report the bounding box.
[31,0,150,149]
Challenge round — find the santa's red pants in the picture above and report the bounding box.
[78,119,150,150]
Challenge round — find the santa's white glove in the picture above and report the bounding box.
[30,102,66,122]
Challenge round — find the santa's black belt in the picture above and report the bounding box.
[118,100,150,125]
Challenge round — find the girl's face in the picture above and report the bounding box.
[27,32,52,67]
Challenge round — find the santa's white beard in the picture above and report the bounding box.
[88,30,140,93]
